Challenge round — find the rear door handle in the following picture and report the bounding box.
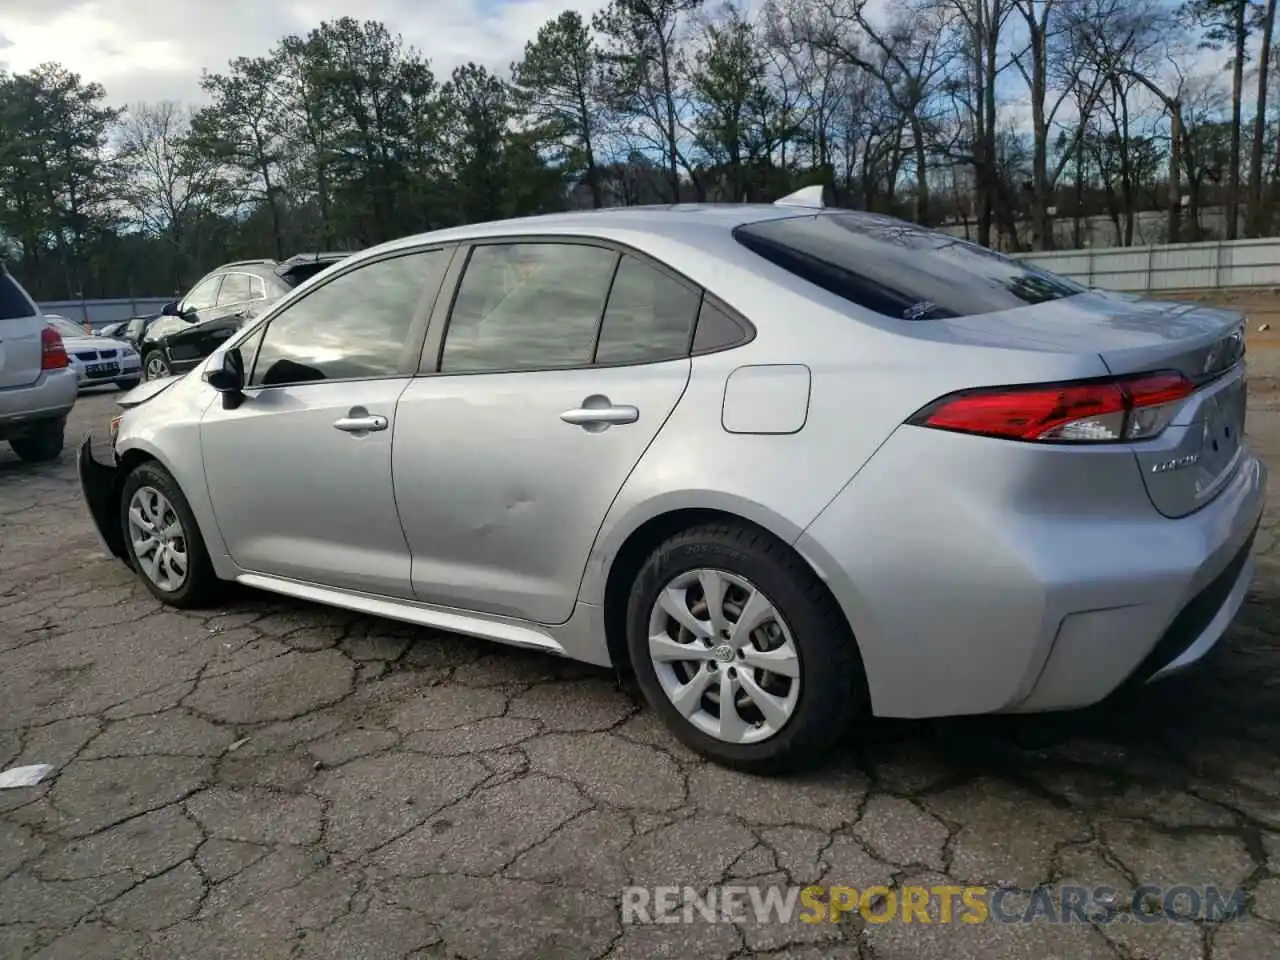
[333,415,388,433]
[560,405,639,426]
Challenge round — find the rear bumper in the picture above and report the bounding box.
[71,355,141,388]
[797,425,1267,719]
[78,436,128,562]
[0,369,77,436]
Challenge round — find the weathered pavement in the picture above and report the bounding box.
[2,385,1279,960]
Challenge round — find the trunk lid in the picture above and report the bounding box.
[942,291,1248,519]
[0,269,45,389]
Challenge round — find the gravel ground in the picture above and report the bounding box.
[3,314,1280,959]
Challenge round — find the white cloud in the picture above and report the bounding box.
[0,0,610,106]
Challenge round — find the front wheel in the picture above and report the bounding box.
[9,420,65,463]
[120,461,222,608]
[117,377,141,391]
[143,351,170,381]
[626,523,866,774]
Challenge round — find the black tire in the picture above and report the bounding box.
[9,420,65,463]
[626,522,865,774]
[117,378,141,391]
[142,351,170,381]
[119,461,223,608]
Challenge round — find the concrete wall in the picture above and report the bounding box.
[39,298,171,330]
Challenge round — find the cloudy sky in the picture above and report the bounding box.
[0,0,611,106]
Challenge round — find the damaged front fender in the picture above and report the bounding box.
[77,436,129,565]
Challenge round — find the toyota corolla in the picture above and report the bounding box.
[77,191,1265,772]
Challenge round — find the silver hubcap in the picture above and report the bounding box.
[648,568,801,744]
[127,486,188,592]
[146,356,168,379]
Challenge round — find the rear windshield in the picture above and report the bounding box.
[0,271,37,320]
[733,214,1085,320]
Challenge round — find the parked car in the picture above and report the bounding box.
[46,315,142,391]
[139,254,349,381]
[97,321,128,338]
[77,191,1264,772]
[0,267,77,462]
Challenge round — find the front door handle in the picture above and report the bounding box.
[560,404,639,427]
[333,414,388,433]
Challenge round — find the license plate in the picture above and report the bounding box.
[85,362,119,378]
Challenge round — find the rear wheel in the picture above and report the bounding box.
[143,351,170,381]
[120,461,222,608]
[626,522,865,773]
[9,420,65,463]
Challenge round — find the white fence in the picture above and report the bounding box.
[1017,238,1280,293]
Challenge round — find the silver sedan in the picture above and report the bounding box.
[76,191,1266,772]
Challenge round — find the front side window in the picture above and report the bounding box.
[734,214,1086,320]
[440,243,619,373]
[250,250,446,387]
[595,255,701,365]
[182,275,223,312]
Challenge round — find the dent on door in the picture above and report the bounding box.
[392,363,691,623]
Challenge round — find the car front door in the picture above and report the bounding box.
[393,241,700,624]
[167,273,264,370]
[200,247,452,598]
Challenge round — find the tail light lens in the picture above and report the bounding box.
[40,328,69,370]
[908,371,1196,443]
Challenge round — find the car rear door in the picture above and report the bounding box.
[200,247,451,598]
[0,270,45,388]
[392,240,699,624]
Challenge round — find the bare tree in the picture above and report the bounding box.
[116,101,226,285]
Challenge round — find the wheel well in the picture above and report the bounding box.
[117,448,157,476]
[601,507,850,675]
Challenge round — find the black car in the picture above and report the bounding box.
[139,253,348,380]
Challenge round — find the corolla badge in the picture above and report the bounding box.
[1151,454,1200,474]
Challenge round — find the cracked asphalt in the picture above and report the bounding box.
[2,369,1280,960]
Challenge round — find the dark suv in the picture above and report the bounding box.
[139,253,348,380]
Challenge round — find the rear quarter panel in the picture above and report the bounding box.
[576,229,1114,605]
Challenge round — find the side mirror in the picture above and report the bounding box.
[204,348,246,408]
[161,301,179,316]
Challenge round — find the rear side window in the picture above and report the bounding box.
[0,271,37,320]
[217,273,254,305]
[733,214,1085,320]
[595,255,700,364]
[441,243,619,373]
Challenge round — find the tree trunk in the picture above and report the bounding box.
[1227,0,1246,240]
[1249,0,1277,236]
[1168,103,1183,243]
[910,117,930,224]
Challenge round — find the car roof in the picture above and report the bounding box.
[363,203,848,260]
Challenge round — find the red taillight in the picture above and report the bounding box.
[909,371,1196,443]
[41,327,69,370]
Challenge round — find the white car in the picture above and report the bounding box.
[46,316,142,391]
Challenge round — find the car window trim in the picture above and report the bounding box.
[417,234,752,377]
[242,243,458,391]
